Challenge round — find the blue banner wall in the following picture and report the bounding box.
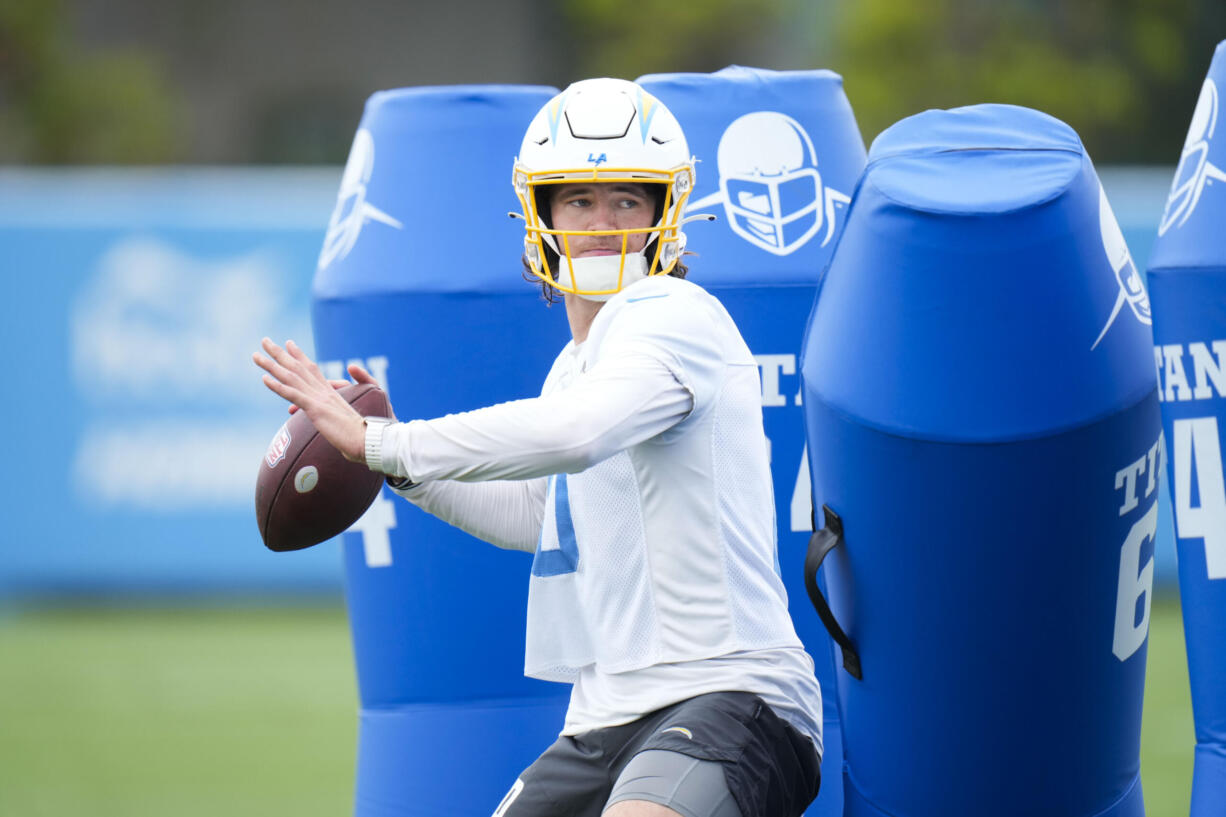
[0,169,344,596]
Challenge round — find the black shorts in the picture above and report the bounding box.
[491,691,821,817]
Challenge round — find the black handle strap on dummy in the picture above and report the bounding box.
[804,504,862,680]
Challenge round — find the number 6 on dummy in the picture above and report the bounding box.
[1147,38,1226,817]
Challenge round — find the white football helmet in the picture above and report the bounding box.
[513,78,696,300]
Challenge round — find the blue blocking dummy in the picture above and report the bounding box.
[311,86,565,817]
[1147,39,1226,817]
[801,105,1160,817]
[638,66,866,817]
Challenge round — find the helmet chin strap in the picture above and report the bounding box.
[556,251,649,302]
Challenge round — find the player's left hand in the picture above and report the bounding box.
[254,338,367,463]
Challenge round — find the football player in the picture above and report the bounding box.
[255,78,823,817]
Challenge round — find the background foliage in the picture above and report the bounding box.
[829,0,1226,159]
[0,0,179,162]
[1,0,1222,163]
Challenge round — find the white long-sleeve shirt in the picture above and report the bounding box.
[379,349,691,549]
[371,275,823,750]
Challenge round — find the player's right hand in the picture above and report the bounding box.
[254,338,368,464]
[286,363,385,415]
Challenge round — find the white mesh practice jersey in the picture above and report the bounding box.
[383,275,823,749]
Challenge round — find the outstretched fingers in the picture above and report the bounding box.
[285,338,325,379]
[260,338,309,382]
[258,371,298,403]
[288,379,352,414]
[254,348,298,398]
[348,362,378,386]
[253,337,367,462]
[254,338,324,407]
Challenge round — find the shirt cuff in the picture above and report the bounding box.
[364,417,393,475]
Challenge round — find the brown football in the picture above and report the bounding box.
[254,383,393,552]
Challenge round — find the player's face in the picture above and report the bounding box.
[549,183,654,258]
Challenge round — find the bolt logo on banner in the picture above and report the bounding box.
[318,129,403,271]
[689,112,850,255]
[1160,79,1225,236]
[1093,184,1153,350]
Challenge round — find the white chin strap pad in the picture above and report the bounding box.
[556,252,649,302]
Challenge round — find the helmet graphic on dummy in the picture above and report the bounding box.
[512,78,696,301]
[1092,182,1152,350]
[716,111,824,255]
[1159,78,1225,236]
[318,129,403,271]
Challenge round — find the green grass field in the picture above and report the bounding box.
[0,605,357,817]
[0,598,1196,816]
[1139,597,1195,816]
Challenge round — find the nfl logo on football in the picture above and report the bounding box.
[264,425,292,469]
